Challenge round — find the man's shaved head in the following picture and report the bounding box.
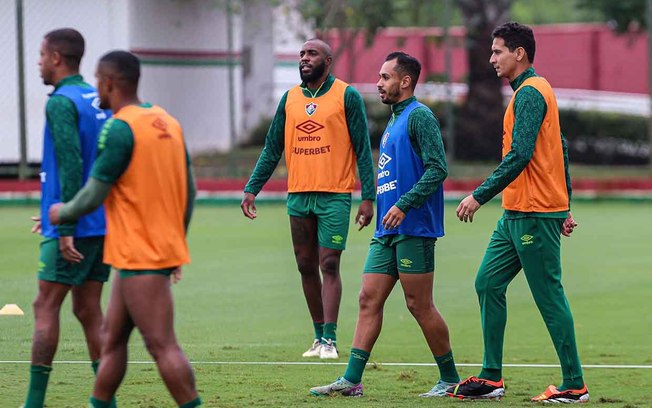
[303,39,332,57]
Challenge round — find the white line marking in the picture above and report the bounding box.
[0,361,650,369]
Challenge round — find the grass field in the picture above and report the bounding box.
[1,202,651,407]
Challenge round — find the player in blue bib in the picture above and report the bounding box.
[23,28,114,408]
[310,52,460,398]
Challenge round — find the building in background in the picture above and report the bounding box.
[1,0,309,165]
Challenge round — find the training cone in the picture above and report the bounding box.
[0,304,24,316]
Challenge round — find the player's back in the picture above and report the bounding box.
[104,104,190,270]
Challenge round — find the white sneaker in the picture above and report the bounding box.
[310,376,363,397]
[319,338,339,359]
[302,339,322,357]
[419,379,459,397]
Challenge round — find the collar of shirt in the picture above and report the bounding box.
[50,74,85,96]
[510,66,537,91]
[390,95,417,117]
[300,73,335,98]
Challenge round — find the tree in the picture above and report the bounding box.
[297,0,394,80]
[296,1,458,80]
[455,0,513,161]
[578,0,647,32]
[297,0,514,161]
[579,0,651,169]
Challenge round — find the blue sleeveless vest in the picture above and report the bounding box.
[40,84,110,238]
[375,100,444,238]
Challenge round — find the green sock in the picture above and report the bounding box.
[478,367,502,382]
[179,397,202,408]
[24,364,52,408]
[559,377,584,391]
[434,350,460,383]
[343,348,369,384]
[89,396,113,408]
[92,360,100,375]
[323,322,337,344]
[312,321,324,341]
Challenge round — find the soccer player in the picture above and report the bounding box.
[450,22,588,403]
[241,39,375,359]
[49,51,202,408]
[310,52,460,398]
[24,28,113,408]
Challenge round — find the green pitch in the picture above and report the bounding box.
[0,202,650,407]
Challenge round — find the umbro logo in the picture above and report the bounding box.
[378,153,392,170]
[521,234,534,245]
[400,258,413,268]
[296,120,324,134]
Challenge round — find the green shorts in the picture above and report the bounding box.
[287,192,352,250]
[119,268,176,279]
[38,236,110,286]
[363,234,436,278]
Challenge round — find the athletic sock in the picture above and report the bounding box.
[179,396,202,407]
[323,322,337,344]
[434,350,460,383]
[312,321,324,341]
[23,364,52,408]
[343,348,370,384]
[478,367,502,382]
[92,359,100,375]
[559,377,585,391]
[89,396,112,408]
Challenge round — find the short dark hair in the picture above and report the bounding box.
[385,51,421,90]
[99,50,141,89]
[44,28,85,69]
[492,21,536,63]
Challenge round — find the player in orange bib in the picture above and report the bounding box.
[451,22,587,403]
[49,51,201,408]
[241,39,375,359]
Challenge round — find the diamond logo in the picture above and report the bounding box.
[520,234,534,245]
[295,120,324,134]
[400,258,413,268]
[378,153,392,170]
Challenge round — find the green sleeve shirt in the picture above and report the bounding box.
[91,118,134,184]
[244,74,376,200]
[390,96,448,213]
[46,74,93,236]
[472,67,571,218]
[243,92,288,195]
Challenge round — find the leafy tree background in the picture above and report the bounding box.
[294,0,647,161]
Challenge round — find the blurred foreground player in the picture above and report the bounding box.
[49,50,201,408]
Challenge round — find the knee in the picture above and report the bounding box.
[142,335,177,361]
[319,254,340,276]
[358,288,381,314]
[32,293,60,317]
[72,301,93,323]
[474,274,489,298]
[295,254,318,276]
[405,296,432,321]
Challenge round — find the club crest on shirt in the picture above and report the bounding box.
[305,102,318,116]
[381,132,390,148]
